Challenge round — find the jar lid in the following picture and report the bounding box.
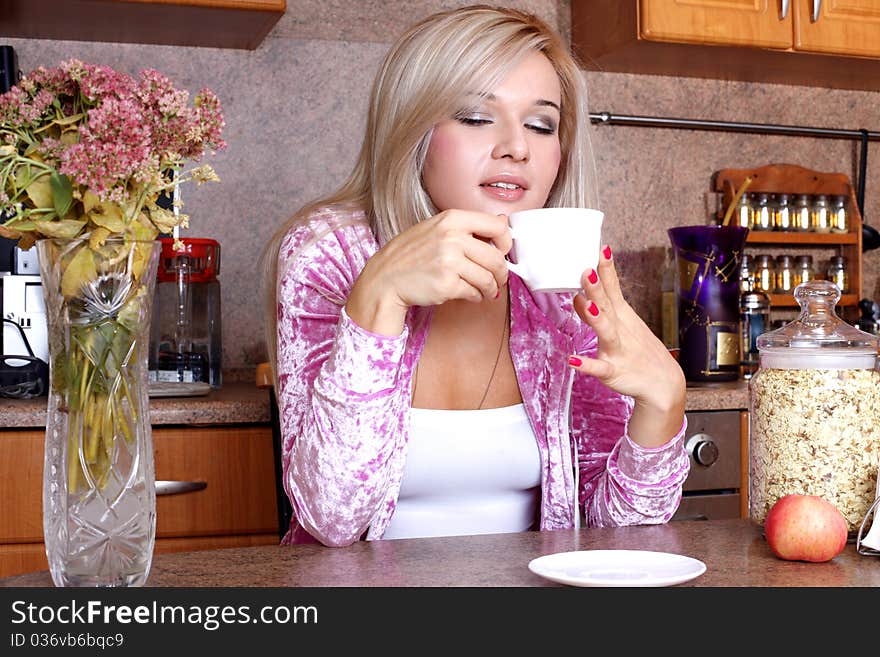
[757,280,878,368]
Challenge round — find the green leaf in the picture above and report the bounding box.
[50,172,73,218]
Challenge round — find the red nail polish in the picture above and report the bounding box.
[588,301,599,317]
[603,245,612,260]
[568,356,582,367]
[587,269,598,285]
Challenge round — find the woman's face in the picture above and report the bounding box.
[422,50,563,215]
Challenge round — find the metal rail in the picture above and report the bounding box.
[589,112,880,250]
[588,112,880,141]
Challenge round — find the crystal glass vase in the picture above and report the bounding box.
[37,238,161,587]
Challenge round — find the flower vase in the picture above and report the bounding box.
[37,238,161,587]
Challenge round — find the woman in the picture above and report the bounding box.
[262,5,689,547]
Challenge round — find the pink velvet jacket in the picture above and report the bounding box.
[276,207,690,547]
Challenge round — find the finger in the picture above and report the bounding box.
[579,262,618,325]
[463,237,509,289]
[457,257,500,301]
[567,353,613,380]
[573,291,621,354]
[596,244,626,307]
[450,211,512,254]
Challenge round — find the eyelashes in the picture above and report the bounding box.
[454,114,557,135]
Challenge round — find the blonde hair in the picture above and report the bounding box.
[261,4,599,382]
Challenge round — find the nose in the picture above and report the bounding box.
[491,123,529,162]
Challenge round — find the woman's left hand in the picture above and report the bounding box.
[569,245,686,447]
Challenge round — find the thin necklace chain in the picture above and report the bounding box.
[412,295,509,410]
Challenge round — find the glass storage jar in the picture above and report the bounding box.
[792,194,812,232]
[793,254,814,288]
[754,254,776,294]
[830,194,849,234]
[810,194,832,233]
[749,280,880,535]
[752,193,773,231]
[826,255,849,293]
[735,192,753,229]
[773,193,792,231]
[775,254,795,294]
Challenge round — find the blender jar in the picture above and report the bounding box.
[149,238,222,388]
[749,280,880,535]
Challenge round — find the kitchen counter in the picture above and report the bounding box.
[0,381,270,428]
[3,519,876,587]
[684,380,749,411]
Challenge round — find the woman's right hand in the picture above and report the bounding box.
[346,209,513,336]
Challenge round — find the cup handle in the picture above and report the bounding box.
[506,225,525,278]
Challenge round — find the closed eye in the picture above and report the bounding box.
[527,123,555,135]
[456,116,492,127]
[526,116,557,135]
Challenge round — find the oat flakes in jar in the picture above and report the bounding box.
[749,280,880,536]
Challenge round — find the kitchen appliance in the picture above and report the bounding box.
[672,409,743,521]
[149,237,222,390]
[0,272,49,398]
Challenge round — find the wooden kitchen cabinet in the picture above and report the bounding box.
[640,0,792,49]
[794,0,880,57]
[572,1,880,91]
[0,0,286,50]
[0,424,279,578]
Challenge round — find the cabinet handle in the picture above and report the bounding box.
[155,480,207,496]
[780,0,789,20]
[812,0,822,22]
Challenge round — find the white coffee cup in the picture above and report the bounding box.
[506,207,604,293]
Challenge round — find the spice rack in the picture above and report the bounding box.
[712,163,862,314]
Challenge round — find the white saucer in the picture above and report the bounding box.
[528,549,706,587]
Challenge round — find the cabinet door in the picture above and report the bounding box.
[640,0,792,48]
[794,0,880,56]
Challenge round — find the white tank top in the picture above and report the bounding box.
[381,403,542,540]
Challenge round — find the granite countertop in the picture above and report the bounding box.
[0,381,270,428]
[0,378,749,429]
[2,519,875,587]
[684,379,749,411]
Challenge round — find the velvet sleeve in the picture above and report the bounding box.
[570,331,690,527]
[275,220,410,546]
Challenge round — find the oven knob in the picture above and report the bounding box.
[686,434,719,466]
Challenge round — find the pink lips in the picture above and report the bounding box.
[480,175,528,202]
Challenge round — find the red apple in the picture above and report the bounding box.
[764,494,848,562]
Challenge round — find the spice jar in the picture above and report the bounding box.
[739,253,755,294]
[740,290,770,380]
[752,193,773,231]
[830,195,849,234]
[754,254,776,294]
[773,193,792,231]
[775,255,796,294]
[811,194,832,233]
[792,254,814,288]
[826,255,848,293]
[734,192,753,229]
[749,280,880,534]
[792,194,811,232]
